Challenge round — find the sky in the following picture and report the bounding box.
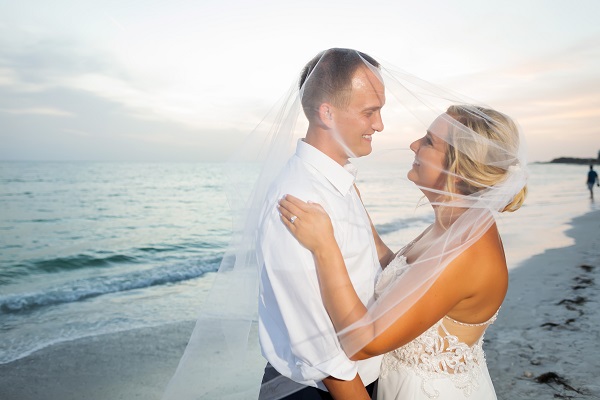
[1,0,599,162]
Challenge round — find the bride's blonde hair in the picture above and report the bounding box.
[445,105,527,212]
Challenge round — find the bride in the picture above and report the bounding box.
[277,104,527,399]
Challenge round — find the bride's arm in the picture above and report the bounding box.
[278,195,479,360]
[278,195,368,335]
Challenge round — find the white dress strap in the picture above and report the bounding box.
[443,308,500,327]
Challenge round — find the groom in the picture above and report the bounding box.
[257,48,391,399]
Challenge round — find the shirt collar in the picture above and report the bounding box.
[296,139,357,195]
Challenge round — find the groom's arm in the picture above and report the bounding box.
[323,374,371,400]
[258,194,365,387]
[368,215,394,268]
[354,184,394,267]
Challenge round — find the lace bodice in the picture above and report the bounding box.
[375,254,498,398]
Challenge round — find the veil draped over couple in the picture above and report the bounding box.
[163,48,528,399]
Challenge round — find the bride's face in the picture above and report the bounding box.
[407,114,450,192]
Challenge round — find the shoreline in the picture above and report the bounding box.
[486,209,600,399]
[0,322,194,400]
[1,210,599,399]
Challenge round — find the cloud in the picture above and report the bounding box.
[0,107,74,117]
[436,34,600,161]
[0,28,257,161]
[0,61,265,161]
[0,82,246,161]
[0,27,271,137]
[1,1,599,162]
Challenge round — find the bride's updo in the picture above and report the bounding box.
[445,105,527,212]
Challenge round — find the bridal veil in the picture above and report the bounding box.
[162,48,528,399]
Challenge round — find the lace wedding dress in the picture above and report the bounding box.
[375,255,498,400]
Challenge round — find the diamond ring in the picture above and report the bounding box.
[290,215,297,224]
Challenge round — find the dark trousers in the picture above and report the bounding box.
[258,363,377,399]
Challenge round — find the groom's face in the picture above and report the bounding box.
[329,67,385,159]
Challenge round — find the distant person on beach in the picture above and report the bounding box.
[587,165,599,199]
[257,49,387,399]
[278,105,527,399]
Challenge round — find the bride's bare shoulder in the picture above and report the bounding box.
[459,223,505,260]
[446,223,508,289]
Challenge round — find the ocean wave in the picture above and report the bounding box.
[138,245,185,253]
[2,240,223,280]
[375,215,434,235]
[30,254,139,273]
[0,253,139,284]
[0,256,222,314]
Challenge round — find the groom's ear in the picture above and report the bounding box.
[318,104,334,129]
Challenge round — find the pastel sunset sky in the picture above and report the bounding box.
[1,0,599,162]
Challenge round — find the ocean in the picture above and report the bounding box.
[0,160,596,364]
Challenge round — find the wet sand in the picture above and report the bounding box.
[487,210,600,398]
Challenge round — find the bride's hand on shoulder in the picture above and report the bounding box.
[278,194,336,254]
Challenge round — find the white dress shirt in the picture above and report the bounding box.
[257,139,383,391]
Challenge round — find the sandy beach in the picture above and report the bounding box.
[487,209,600,399]
[1,210,599,400]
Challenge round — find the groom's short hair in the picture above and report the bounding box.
[299,48,380,122]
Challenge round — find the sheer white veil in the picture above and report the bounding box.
[162,48,528,399]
